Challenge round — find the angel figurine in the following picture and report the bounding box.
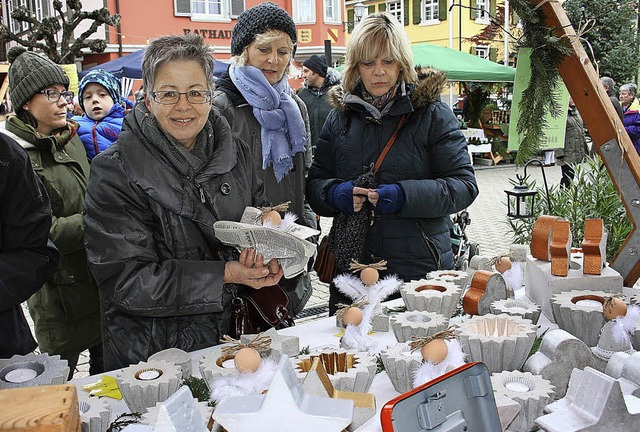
[256,201,297,230]
[336,301,379,353]
[601,295,640,346]
[208,334,280,404]
[411,329,466,388]
[333,259,402,317]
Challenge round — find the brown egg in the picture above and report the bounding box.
[234,347,261,373]
[342,307,363,326]
[495,257,512,273]
[604,297,628,320]
[360,267,379,285]
[262,210,282,226]
[420,339,449,365]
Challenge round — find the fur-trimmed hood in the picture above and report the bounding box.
[327,67,447,112]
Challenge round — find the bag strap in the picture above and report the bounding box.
[373,115,408,174]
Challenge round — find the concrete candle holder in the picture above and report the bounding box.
[400,279,461,317]
[605,351,640,397]
[454,314,537,373]
[425,270,470,292]
[148,348,192,379]
[78,387,112,432]
[389,311,449,343]
[117,360,182,413]
[141,396,213,427]
[462,270,512,316]
[293,349,376,393]
[523,329,595,398]
[490,298,542,324]
[0,352,69,389]
[491,370,555,432]
[240,328,300,358]
[591,320,635,372]
[550,290,608,347]
[379,342,422,394]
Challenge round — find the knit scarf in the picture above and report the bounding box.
[229,64,306,182]
[133,102,215,178]
[362,83,400,110]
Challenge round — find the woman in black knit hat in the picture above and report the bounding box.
[213,2,316,317]
[0,46,103,378]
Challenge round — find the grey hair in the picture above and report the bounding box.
[342,13,418,94]
[142,34,215,99]
[600,76,615,89]
[620,83,637,95]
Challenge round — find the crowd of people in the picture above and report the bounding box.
[6,1,630,376]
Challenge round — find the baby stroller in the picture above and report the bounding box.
[450,210,479,271]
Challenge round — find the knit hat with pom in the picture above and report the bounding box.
[7,46,70,110]
[231,2,297,56]
[78,69,121,113]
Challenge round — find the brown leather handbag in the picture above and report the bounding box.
[314,235,337,284]
[230,283,295,339]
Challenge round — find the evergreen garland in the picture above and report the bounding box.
[509,0,573,164]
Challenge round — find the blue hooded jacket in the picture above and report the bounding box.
[73,99,131,160]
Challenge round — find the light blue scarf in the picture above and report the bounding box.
[229,64,307,182]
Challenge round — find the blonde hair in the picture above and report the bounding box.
[342,13,417,93]
[234,30,293,75]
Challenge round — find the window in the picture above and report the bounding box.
[475,45,489,59]
[324,0,340,23]
[191,0,223,17]
[422,0,439,23]
[294,0,315,23]
[386,1,402,23]
[476,0,489,22]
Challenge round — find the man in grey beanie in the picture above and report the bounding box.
[299,54,341,153]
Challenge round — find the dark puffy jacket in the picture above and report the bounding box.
[72,99,129,160]
[306,70,478,280]
[0,134,59,358]
[84,107,267,370]
[1,118,101,359]
[557,106,587,166]
[297,69,341,150]
[623,98,640,154]
[213,73,317,315]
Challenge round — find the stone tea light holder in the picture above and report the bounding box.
[293,349,376,393]
[379,342,422,394]
[77,387,112,432]
[591,320,635,372]
[550,290,608,347]
[454,314,537,373]
[0,352,69,389]
[116,360,182,413]
[148,348,192,379]
[491,370,555,432]
[490,298,542,324]
[425,270,470,292]
[389,311,449,343]
[141,396,213,427]
[400,279,461,317]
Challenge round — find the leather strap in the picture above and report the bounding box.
[373,115,408,174]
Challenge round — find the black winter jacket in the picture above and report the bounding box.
[306,70,478,280]
[298,70,341,151]
[84,106,267,370]
[0,134,58,358]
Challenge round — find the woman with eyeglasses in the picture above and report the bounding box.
[84,34,281,370]
[0,47,103,377]
[213,2,316,316]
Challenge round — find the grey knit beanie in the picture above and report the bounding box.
[231,2,297,56]
[7,46,70,110]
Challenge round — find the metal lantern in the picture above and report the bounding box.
[505,159,552,219]
[354,2,366,23]
[505,177,538,219]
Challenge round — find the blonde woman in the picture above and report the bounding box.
[306,13,479,313]
[213,2,316,316]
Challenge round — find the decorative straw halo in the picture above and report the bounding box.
[220,333,272,358]
[409,328,457,353]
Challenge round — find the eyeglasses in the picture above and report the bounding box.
[38,89,74,104]
[150,90,212,105]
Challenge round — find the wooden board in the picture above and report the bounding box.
[0,384,81,432]
[533,0,640,286]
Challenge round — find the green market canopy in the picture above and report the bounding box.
[411,43,515,82]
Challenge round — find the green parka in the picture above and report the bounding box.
[0,117,101,358]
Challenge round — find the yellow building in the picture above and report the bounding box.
[345,0,515,65]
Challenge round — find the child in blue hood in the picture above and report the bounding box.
[73,69,133,160]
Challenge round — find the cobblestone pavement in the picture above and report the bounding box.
[23,163,562,378]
